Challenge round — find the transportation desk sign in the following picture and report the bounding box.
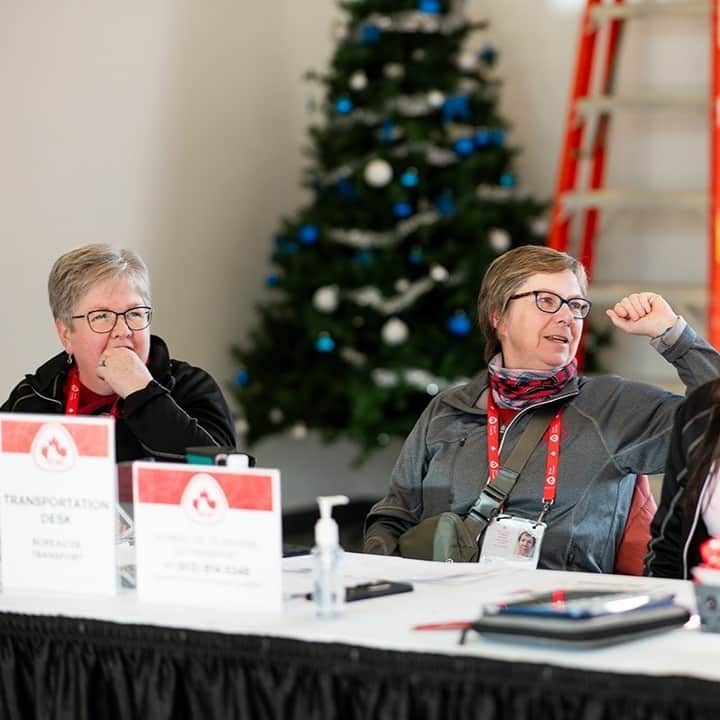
[132,462,282,612]
[0,413,117,595]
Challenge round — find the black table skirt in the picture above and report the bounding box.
[0,612,717,720]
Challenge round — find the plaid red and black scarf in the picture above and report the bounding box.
[488,353,577,411]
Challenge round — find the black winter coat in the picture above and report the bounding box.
[645,381,716,578]
[1,335,236,463]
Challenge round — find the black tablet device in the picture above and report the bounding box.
[463,589,690,647]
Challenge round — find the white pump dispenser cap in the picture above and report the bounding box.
[315,495,349,548]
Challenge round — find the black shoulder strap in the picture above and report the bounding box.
[464,403,559,541]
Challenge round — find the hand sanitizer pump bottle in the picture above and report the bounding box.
[312,495,349,619]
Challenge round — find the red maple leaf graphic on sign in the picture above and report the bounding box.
[41,437,67,462]
[193,490,216,513]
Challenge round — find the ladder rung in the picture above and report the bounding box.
[576,94,707,113]
[590,0,709,21]
[562,189,708,210]
[589,282,707,306]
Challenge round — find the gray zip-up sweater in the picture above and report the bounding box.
[364,321,720,573]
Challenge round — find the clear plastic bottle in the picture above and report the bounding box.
[311,495,349,619]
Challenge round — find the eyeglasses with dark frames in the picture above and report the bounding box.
[71,306,153,334]
[507,290,591,320]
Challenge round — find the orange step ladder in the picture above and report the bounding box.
[547,0,720,349]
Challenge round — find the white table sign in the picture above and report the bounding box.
[0,413,116,595]
[132,462,282,612]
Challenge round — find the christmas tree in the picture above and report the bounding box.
[232,0,545,458]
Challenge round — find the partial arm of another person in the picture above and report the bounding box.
[645,384,717,578]
[644,398,692,578]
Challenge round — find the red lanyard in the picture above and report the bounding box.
[65,366,120,418]
[486,392,562,506]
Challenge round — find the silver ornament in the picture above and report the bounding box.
[488,228,511,253]
[313,285,340,313]
[430,264,449,282]
[349,70,368,91]
[381,317,409,345]
[364,158,393,187]
[383,63,405,80]
[427,89,445,108]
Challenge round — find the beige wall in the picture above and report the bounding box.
[0,1,707,508]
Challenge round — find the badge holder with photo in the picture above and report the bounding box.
[479,514,545,569]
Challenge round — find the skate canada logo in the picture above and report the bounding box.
[181,473,229,525]
[31,423,78,472]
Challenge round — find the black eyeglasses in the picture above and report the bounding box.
[71,306,153,334]
[507,290,591,320]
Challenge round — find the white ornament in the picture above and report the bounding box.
[234,418,249,436]
[430,264,449,282]
[381,317,409,346]
[427,89,445,108]
[426,383,440,396]
[349,70,368,91]
[457,52,476,71]
[364,158,393,187]
[531,217,549,237]
[313,285,340,313]
[269,407,284,424]
[383,63,405,80]
[488,228,511,253]
[332,20,348,41]
[395,278,410,293]
[290,422,308,440]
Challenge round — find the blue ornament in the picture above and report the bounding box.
[336,177,356,198]
[359,24,381,44]
[298,224,319,244]
[480,43,497,65]
[490,127,506,146]
[475,128,491,148]
[434,191,456,218]
[274,235,298,254]
[417,0,441,13]
[265,273,280,287]
[334,96,353,115]
[380,119,396,143]
[453,137,475,156]
[442,94,471,123]
[315,332,336,353]
[393,202,413,219]
[235,370,249,386]
[408,247,423,265]
[499,172,516,188]
[447,312,472,337]
[400,169,419,188]
[353,249,374,266]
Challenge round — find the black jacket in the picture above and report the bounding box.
[1,335,236,463]
[645,381,716,578]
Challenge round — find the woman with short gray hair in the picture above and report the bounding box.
[364,245,720,573]
[2,243,236,462]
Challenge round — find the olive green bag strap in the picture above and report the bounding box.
[462,403,559,544]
